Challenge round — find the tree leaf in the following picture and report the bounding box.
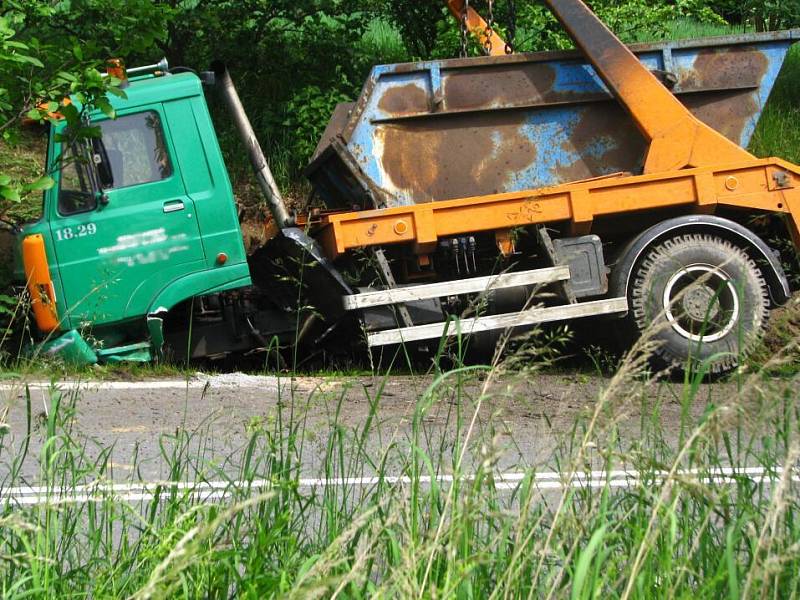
[59,102,79,124]
[0,295,17,306]
[23,175,55,192]
[106,86,128,99]
[95,97,116,119]
[0,185,21,202]
[56,71,77,83]
[9,53,44,67]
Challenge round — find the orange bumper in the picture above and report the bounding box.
[22,234,60,333]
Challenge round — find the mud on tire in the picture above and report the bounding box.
[623,233,770,375]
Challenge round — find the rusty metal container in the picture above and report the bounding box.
[307,31,799,210]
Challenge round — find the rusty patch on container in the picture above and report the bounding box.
[680,47,769,91]
[378,83,429,117]
[444,64,559,111]
[682,90,759,145]
[555,104,648,182]
[378,112,538,203]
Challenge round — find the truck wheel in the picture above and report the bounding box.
[624,233,769,374]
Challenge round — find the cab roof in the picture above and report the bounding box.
[72,71,204,117]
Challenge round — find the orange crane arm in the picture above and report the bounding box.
[542,0,755,173]
[446,0,509,56]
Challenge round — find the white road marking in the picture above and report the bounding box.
[110,425,152,433]
[0,377,310,392]
[2,466,797,507]
[0,380,204,392]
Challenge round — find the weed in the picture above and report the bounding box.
[0,294,798,597]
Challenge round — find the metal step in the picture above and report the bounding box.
[343,265,571,311]
[367,297,629,347]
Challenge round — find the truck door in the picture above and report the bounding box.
[50,107,206,325]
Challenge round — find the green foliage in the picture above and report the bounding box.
[284,86,351,168]
[385,0,725,59]
[0,1,136,220]
[749,45,800,290]
[380,0,444,59]
[0,294,17,325]
[156,2,379,187]
[708,0,800,31]
[0,128,46,225]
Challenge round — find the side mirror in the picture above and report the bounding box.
[91,138,115,188]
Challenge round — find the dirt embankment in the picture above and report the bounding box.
[0,231,16,283]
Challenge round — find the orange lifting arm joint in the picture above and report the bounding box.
[542,0,755,173]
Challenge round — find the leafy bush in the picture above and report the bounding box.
[284,85,352,171]
[0,1,137,220]
[709,0,800,30]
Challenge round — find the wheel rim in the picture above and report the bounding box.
[662,264,740,343]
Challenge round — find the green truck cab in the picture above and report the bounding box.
[17,71,269,363]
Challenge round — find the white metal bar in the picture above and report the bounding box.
[367,297,628,347]
[343,266,571,311]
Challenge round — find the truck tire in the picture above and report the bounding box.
[623,233,769,375]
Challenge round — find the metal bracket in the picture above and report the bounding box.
[372,249,414,328]
[537,226,577,304]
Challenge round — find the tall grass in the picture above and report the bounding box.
[659,18,747,41]
[1,307,799,597]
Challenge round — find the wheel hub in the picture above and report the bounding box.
[682,284,720,321]
[662,264,740,343]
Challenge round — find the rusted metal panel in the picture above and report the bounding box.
[311,102,354,162]
[543,0,754,174]
[306,31,799,209]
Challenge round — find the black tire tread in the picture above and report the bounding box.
[626,233,769,374]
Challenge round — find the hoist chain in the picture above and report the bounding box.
[459,0,470,58]
[483,0,495,54]
[505,0,517,54]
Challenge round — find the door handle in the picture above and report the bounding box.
[163,200,185,213]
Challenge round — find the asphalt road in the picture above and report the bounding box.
[1,370,776,490]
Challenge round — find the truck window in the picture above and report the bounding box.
[97,111,172,189]
[58,144,98,216]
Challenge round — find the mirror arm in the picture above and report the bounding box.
[91,137,114,188]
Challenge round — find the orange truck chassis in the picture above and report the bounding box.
[318,159,800,258]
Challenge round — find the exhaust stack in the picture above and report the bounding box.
[212,62,292,228]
